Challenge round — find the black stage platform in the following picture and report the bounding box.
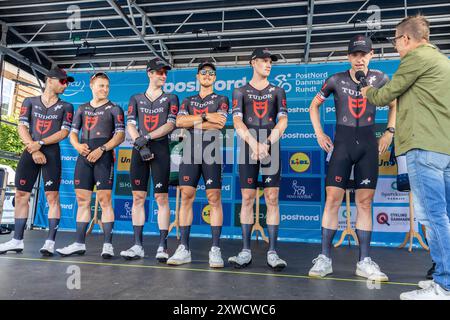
[0,230,430,300]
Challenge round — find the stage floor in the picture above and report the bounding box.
[0,230,430,300]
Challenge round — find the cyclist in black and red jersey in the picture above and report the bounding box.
[166,61,229,267]
[0,67,74,257]
[229,48,289,271]
[56,72,125,259]
[308,35,397,281]
[120,57,179,262]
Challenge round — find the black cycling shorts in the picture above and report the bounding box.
[130,138,170,193]
[15,144,61,193]
[238,141,281,189]
[178,131,223,189]
[74,151,114,191]
[326,126,379,190]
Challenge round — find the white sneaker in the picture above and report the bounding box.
[155,246,169,263]
[0,239,24,254]
[40,240,55,256]
[400,281,450,300]
[56,242,86,257]
[267,251,287,271]
[228,249,252,269]
[418,280,434,289]
[356,257,389,282]
[120,245,145,260]
[167,244,191,265]
[309,254,333,278]
[101,243,114,259]
[209,246,224,268]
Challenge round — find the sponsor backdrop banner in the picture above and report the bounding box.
[34,59,417,247]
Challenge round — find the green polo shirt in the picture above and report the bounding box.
[366,43,450,156]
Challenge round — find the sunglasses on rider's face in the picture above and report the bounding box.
[50,77,69,85]
[199,69,216,76]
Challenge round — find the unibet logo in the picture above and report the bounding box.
[202,205,211,225]
[289,152,311,173]
[117,149,132,171]
[378,151,397,175]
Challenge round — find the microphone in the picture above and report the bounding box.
[355,71,368,87]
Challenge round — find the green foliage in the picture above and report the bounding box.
[0,116,23,170]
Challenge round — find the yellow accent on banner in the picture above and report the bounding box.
[378,150,397,175]
[289,152,311,173]
[117,149,132,172]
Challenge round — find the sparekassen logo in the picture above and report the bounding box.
[289,152,311,173]
[202,205,211,225]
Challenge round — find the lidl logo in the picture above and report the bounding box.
[202,204,211,225]
[289,152,311,173]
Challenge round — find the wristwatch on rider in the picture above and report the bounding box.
[201,113,207,122]
[145,133,152,141]
[385,127,395,134]
[38,140,45,146]
[100,145,107,152]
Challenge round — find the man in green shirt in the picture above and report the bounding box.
[362,15,450,300]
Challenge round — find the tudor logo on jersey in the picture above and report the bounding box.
[253,100,268,119]
[84,116,99,131]
[193,108,208,115]
[348,96,367,119]
[143,114,159,132]
[35,119,52,135]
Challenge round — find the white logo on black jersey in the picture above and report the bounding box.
[105,106,112,110]
[269,87,275,92]
[159,97,168,103]
[265,177,272,183]
[360,179,371,185]
[45,180,53,186]
[206,179,213,185]
[368,76,377,86]
[155,183,163,188]
[54,104,63,111]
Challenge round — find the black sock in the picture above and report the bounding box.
[133,225,143,246]
[180,226,191,250]
[103,222,114,244]
[241,223,253,251]
[159,229,168,249]
[321,227,337,258]
[211,226,222,248]
[267,224,279,253]
[13,218,27,241]
[356,229,372,261]
[75,222,89,244]
[47,218,60,241]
